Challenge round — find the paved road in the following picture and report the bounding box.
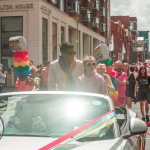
[2,86,17,93]
[132,102,150,150]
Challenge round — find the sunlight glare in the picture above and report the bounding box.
[65,101,85,119]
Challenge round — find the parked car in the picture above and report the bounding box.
[0,91,147,150]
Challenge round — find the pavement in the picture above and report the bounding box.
[2,86,17,93]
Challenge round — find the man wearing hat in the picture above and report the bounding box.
[48,42,83,91]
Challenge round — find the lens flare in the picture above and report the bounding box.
[65,101,85,119]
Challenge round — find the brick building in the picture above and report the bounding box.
[111,16,138,63]
[138,31,149,60]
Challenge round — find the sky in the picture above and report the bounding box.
[110,0,150,31]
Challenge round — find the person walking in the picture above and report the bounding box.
[0,65,7,93]
[115,61,127,106]
[37,64,43,90]
[96,63,115,92]
[134,65,150,122]
[30,66,41,91]
[41,61,50,90]
[77,56,108,95]
[48,42,83,91]
[133,65,138,78]
[125,66,136,109]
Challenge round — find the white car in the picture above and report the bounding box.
[0,91,147,150]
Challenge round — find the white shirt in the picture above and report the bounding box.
[0,72,6,83]
[77,73,108,95]
[48,59,83,91]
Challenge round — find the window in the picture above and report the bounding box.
[68,1,80,13]
[82,10,92,22]
[93,17,99,27]
[130,22,134,30]
[99,2,102,9]
[61,26,65,44]
[52,22,57,60]
[100,24,106,32]
[1,16,23,57]
[60,0,65,11]
[52,0,57,5]
[92,0,100,10]
[100,7,106,16]
[42,18,48,63]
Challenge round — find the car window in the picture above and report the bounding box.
[1,94,116,141]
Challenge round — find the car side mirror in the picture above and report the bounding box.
[130,118,147,135]
[0,117,4,140]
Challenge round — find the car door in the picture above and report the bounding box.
[115,107,141,150]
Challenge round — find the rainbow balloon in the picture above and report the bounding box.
[9,36,31,91]
[13,51,30,77]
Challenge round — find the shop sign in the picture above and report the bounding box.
[0,3,33,10]
[40,4,51,14]
[1,48,13,56]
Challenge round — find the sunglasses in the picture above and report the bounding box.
[85,63,97,66]
[65,51,76,55]
[98,65,105,68]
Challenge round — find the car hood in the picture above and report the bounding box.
[0,136,123,150]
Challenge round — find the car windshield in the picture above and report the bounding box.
[1,94,115,140]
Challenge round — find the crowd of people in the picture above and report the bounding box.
[47,42,150,122]
[1,42,150,122]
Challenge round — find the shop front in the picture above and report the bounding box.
[1,16,23,71]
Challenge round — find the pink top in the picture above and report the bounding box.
[115,72,127,97]
[77,73,108,95]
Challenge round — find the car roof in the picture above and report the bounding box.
[0,91,107,97]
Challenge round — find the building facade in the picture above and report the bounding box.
[111,16,138,63]
[138,31,149,60]
[0,0,110,70]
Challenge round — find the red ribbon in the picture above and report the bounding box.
[146,121,150,126]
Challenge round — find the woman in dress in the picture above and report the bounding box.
[134,65,150,122]
[77,56,108,95]
[122,63,131,108]
[125,66,136,109]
